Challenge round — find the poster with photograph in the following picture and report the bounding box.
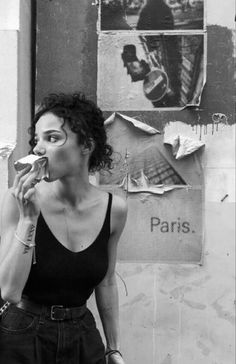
[97,33,205,109]
[100,0,205,31]
[97,1,205,262]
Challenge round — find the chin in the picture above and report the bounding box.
[44,177,51,183]
[44,176,58,183]
[43,171,54,183]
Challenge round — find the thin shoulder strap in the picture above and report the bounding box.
[105,193,113,234]
[107,192,113,212]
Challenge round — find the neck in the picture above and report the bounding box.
[52,174,92,207]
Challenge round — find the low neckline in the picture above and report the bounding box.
[38,193,111,254]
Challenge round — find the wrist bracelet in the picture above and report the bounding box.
[15,231,37,264]
[105,349,123,358]
[14,232,36,248]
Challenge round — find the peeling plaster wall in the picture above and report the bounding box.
[0,0,32,227]
[35,1,235,363]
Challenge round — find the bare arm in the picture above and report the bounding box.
[95,194,127,363]
[0,166,41,303]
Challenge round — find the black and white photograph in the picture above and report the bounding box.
[100,0,205,31]
[98,33,205,109]
[0,1,235,364]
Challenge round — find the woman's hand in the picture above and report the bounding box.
[12,164,41,220]
[107,352,125,364]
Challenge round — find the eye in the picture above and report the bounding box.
[48,135,58,143]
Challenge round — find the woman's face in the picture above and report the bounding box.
[33,112,87,181]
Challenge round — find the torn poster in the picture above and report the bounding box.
[105,112,160,134]
[98,33,206,110]
[119,169,190,194]
[0,142,16,159]
[164,135,205,159]
[99,0,205,31]
[99,112,204,263]
[100,112,190,191]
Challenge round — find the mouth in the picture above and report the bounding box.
[30,157,49,182]
[13,154,51,183]
[14,155,48,179]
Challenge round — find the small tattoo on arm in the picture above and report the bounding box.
[21,224,36,255]
[27,224,35,243]
[23,246,31,254]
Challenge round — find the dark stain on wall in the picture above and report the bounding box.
[36,0,98,103]
[199,26,235,121]
[36,1,235,129]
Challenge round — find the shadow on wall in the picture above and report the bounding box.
[199,25,235,118]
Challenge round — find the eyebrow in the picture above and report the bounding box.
[34,130,63,136]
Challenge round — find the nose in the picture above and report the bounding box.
[33,141,46,156]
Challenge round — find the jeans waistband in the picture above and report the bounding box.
[15,297,87,321]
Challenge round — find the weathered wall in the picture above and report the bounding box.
[36,0,97,103]
[35,1,235,363]
[0,0,32,229]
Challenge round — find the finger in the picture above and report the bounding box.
[13,172,38,204]
[12,165,31,191]
[13,178,29,202]
[21,170,41,195]
[24,187,36,201]
[19,181,37,205]
[14,170,35,200]
[16,162,39,191]
[23,179,39,199]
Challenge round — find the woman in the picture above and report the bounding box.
[0,93,127,364]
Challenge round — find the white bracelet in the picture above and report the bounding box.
[14,232,36,248]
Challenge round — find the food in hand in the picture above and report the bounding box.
[14,155,48,181]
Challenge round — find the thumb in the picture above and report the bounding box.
[24,187,37,201]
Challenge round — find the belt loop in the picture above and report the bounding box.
[39,305,46,325]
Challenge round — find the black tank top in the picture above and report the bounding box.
[23,193,112,306]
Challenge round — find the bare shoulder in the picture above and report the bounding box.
[111,194,128,216]
[110,194,128,234]
[92,186,127,216]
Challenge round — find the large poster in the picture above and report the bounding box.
[98,33,205,109]
[98,113,204,263]
[97,0,206,110]
[97,0,205,262]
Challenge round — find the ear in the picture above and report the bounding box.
[81,139,95,155]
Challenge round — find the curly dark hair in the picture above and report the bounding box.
[29,93,113,172]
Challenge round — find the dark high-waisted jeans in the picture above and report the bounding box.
[0,304,106,364]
